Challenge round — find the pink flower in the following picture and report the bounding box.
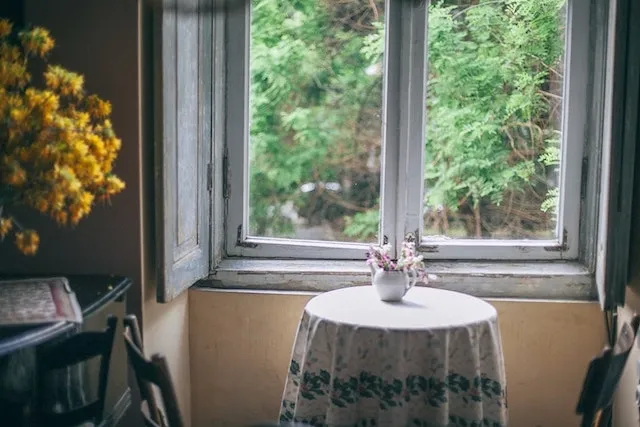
[364,239,435,284]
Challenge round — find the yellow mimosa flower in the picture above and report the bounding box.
[4,163,27,187]
[0,217,13,239]
[79,191,94,209]
[73,111,90,127]
[88,135,108,158]
[0,44,21,63]
[86,95,112,117]
[71,140,89,157]
[105,175,126,195]
[1,20,124,255]
[15,230,39,255]
[10,107,26,123]
[54,210,68,225]
[17,148,30,163]
[19,27,54,57]
[106,137,122,152]
[35,197,49,214]
[0,19,12,38]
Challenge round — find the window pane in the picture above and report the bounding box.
[248,0,385,242]
[423,0,566,240]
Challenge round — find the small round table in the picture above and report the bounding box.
[279,286,508,427]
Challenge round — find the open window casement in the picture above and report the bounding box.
[151,0,640,303]
[595,0,640,310]
[154,0,214,303]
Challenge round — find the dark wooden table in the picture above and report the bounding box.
[0,275,132,357]
[0,275,133,426]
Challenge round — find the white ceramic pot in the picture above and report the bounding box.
[369,269,417,302]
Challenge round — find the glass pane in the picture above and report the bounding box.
[423,0,566,240]
[248,0,385,242]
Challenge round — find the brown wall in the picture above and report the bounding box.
[189,289,605,427]
[2,0,143,301]
[0,2,193,425]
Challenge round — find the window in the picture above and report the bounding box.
[152,0,638,306]
[225,0,588,261]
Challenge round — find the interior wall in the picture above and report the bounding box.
[189,288,605,427]
[0,2,193,424]
[2,0,142,310]
[0,1,146,425]
[2,0,140,285]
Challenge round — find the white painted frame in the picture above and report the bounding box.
[224,0,591,261]
[225,0,412,259]
[389,0,428,255]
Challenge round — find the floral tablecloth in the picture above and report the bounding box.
[279,286,508,427]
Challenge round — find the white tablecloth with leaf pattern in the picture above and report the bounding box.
[279,286,508,427]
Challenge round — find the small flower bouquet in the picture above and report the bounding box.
[366,240,436,284]
[0,19,125,255]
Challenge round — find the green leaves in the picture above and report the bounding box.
[249,0,565,240]
[343,209,380,240]
[249,0,384,238]
[425,0,564,237]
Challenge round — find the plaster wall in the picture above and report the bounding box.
[189,289,605,427]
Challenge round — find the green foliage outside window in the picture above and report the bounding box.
[249,0,566,241]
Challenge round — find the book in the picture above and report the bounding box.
[0,277,83,326]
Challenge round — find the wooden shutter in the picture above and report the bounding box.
[154,0,212,303]
[595,0,639,309]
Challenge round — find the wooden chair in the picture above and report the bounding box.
[123,315,165,426]
[36,314,118,427]
[123,316,184,427]
[577,314,640,427]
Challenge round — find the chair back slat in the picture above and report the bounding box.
[40,330,114,369]
[124,315,164,425]
[123,321,184,427]
[150,353,184,427]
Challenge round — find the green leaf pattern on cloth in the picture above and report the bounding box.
[280,370,505,426]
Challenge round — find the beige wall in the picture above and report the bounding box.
[189,288,605,427]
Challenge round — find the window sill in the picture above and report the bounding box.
[200,259,596,301]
